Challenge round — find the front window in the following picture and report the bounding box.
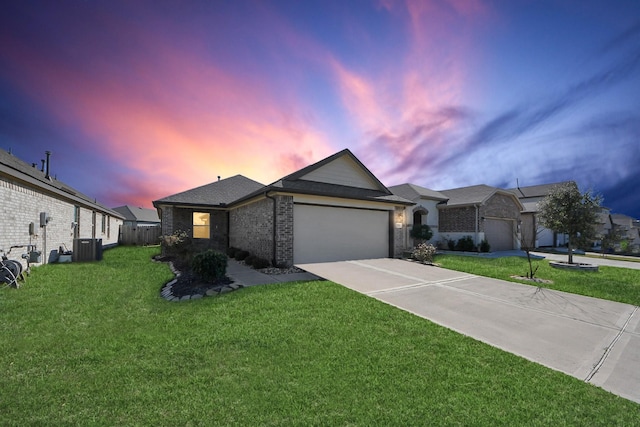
[193,212,210,239]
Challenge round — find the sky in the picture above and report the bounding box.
[1,0,639,218]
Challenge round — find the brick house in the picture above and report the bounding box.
[0,150,124,266]
[438,185,523,251]
[507,181,573,247]
[388,183,448,249]
[391,183,523,251]
[153,149,413,266]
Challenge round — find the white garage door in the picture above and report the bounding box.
[294,204,389,264]
[484,219,514,251]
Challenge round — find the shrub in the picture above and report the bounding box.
[244,254,256,265]
[480,239,491,253]
[409,224,433,241]
[447,239,455,251]
[251,257,271,269]
[226,247,239,258]
[191,250,228,282]
[455,236,476,252]
[412,243,437,263]
[235,250,250,261]
[159,229,192,268]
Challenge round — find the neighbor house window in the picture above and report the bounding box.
[101,215,106,234]
[193,212,210,239]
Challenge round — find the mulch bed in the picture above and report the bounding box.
[153,255,304,299]
[153,255,233,299]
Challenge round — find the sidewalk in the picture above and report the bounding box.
[532,252,640,270]
[226,259,320,286]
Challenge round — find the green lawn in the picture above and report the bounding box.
[436,254,640,306]
[1,247,638,425]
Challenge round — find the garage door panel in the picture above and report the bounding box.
[294,205,389,263]
[484,219,514,251]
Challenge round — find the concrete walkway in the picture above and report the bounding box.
[297,258,640,404]
[226,259,319,286]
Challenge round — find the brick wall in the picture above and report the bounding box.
[439,206,477,232]
[160,206,174,235]
[168,207,229,252]
[0,176,121,268]
[274,195,293,266]
[480,194,521,231]
[229,198,274,261]
[439,194,521,234]
[228,195,295,266]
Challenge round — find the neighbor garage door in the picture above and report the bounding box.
[484,219,514,251]
[293,204,389,264]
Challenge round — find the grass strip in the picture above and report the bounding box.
[1,246,638,425]
[435,254,640,306]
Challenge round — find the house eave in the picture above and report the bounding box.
[0,164,125,219]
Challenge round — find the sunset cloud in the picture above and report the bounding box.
[2,1,639,217]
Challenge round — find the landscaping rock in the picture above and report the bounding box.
[156,256,240,302]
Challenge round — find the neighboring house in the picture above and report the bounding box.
[113,205,162,246]
[113,205,160,226]
[0,149,124,266]
[592,207,613,249]
[437,185,524,251]
[611,214,640,250]
[507,181,573,247]
[388,183,448,248]
[390,183,524,251]
[153,149,413,266]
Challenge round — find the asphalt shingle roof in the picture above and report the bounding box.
[113,205,160,223]
[232,150,414,206]
[388,183,448,201]
[0,149,124,218]
[438,184,501,207]
[153,175,266,206]
[506,181,573,198]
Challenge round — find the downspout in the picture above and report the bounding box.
[265,192,277,266]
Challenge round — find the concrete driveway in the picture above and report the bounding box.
[297,258,640,404]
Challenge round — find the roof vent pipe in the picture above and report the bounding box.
[45,151,51,180]
[218,176,221,181]
[40,159,45,172]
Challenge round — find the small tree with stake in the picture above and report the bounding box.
[518,217,544,279]
[537,182,602,265]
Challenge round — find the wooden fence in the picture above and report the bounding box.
[119,224,162,246]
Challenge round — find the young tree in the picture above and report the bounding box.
[537,182,602,264]
[517,215,544,279]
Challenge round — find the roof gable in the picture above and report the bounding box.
[297,154,381,190]
[231,149,413,206]
[153,175,265,207]
[282,149,388,191]
[439,184,523,209]
[439,184,498,206]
